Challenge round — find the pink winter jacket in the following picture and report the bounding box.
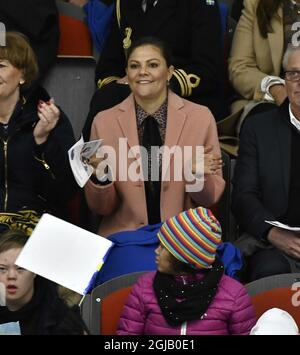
[117,272,256,335]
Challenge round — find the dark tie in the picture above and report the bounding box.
[142,116,162,224]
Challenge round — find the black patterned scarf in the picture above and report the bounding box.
[153,259,224,326]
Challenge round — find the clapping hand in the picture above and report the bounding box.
[192,146,223,176]
[34,98,60,145]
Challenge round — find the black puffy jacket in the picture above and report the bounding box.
[0,86,77,218]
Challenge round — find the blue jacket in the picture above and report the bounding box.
[94,224,242,287]
[84,0,114,53]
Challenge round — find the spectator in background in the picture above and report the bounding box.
[117,207,256,335]
[82,0,224,140]
[228,0,294,124]
[0,32,77,220]
[67,0,115,53]
[0,0,59,80]
[232,45,300,281]
[0,229,87,335]
[84,37,224,237]
[218,0,295,155]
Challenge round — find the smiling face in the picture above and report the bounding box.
[0,247,35,311]
[126,44,174,107]
[0,59,23,102]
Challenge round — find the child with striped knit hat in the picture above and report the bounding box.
[117,207,256,335]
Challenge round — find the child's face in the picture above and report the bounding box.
[0,248,35,310]
[155,244,175,274]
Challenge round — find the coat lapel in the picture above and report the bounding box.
[267,6,283,74]
[116,94,147,215]
[117,94,140,150]
[162,92,187,180]
[116,92,187,211]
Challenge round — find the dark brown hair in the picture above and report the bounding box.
[257,0,282,38]
[0,229,28,254]
[126,36,173,67]
[0,31,39,89]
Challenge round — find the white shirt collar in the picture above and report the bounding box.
[289,104,300,132]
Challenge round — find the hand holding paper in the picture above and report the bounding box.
[68,136,103,187]
[83,154,104,172]
[265,220,300,232]
[265,222,300,260]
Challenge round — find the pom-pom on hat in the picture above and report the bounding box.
[157,207,222,269]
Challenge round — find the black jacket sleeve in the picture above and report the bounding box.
[33,110,78,209]
[232,118,276,239]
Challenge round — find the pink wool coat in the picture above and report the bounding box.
[85,91,225,237]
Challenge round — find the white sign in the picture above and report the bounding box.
[16,214,113,295]
[0,322,21,335]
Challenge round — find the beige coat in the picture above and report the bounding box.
[228,0,283,113]
[85,91,225,237]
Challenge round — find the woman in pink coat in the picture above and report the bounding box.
[85,37,224,237]
[117,207,256,335]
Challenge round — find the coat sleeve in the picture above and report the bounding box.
[228,285,257,335]
[84,115,120,216]
[188,109,225,207]
[170,0,223,108]
[117,278,146,335]
[33,110,78,206]
[232,117,276,239]
[228,0,268,101]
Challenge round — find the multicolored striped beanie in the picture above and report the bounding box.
[157,207,222,269]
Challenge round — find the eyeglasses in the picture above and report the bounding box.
[284,70,300,82]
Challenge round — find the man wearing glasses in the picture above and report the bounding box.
[232,45,300,282]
